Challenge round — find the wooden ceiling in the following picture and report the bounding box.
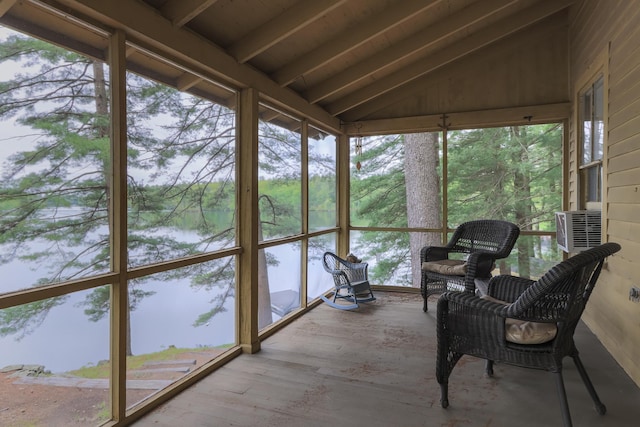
[0,0,575,132]
[144,0,575,121]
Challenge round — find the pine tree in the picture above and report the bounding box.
[0,32,237,353]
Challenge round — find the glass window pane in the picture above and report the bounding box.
[126,56,237,268]
[349,230,411,287]
[581,87,593,164]
[308,127,337,231]
[127,258,236,407]
[350,231,443,287]
[308,233,337,300]
[351,134,442,228]
[259,243,301,328]
[258,105,302,241]
[593,76,604,161]
[582,165,602,203]
[447,124,562,230]
[503,234,563,280]
[348,124,561,290]
[0,29,111,294]
[0,289,110,425]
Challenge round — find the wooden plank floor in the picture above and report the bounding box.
[133,292,640,426]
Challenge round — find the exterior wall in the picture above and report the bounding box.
[569,0,640,386]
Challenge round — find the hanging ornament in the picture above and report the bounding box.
[355,135,362,171]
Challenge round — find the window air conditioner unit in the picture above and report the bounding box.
[555,210,602,253]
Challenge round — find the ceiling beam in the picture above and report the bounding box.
[342,102,571,135]
[272,0,442,87]
[49,0,341,131]
[305,0,519,104]
[0,0,17,17]
[326,0,574,117]
[176,73,202,91]
[160,0,219,28]
[228,0,347,64]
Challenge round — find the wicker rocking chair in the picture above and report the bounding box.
[435,242,621,427]
[322,252,376,310]
[420,219,520,311]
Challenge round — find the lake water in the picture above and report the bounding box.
[0,238,330,373]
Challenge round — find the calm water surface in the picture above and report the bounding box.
[0,239,328,372]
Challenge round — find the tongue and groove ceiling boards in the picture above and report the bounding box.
[0,0,574,132]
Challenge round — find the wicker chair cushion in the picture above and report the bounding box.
[421,259,467,276]
[481,295,558,344]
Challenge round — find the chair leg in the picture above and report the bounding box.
[573,354,607,415]
[485,360,494,377]
[439,382,449,408]
[554,371,573,427]
[423,295,428,312]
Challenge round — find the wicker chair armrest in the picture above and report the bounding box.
[331,269,349,282]
[438,290,509,316]
[438,289,550,327]
[420,245,450,262]
[486,275,563,320]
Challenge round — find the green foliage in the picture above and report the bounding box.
[350,125,563,285]
[0,32,238,340]
[308,175,336,212]
[351,135,406,227]
[0,29,329,341]
[447,125,562,230]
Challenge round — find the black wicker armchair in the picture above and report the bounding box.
[436,242,621,427]
[420,219,520,311]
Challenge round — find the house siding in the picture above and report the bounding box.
[570,0,640,386]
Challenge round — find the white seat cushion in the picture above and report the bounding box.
[421,259,467,275]
[481,295,557,344]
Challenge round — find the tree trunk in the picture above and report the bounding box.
[257,220,273,329]
[92,61,109,130]
[404,133,441,288]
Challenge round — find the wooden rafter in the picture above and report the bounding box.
[228,0,347,64]
[304,0,519,104]
[326,0,574,117]
[160,0,219,28]
[272,0,442,87]
[176,73,203,91]
[49,0,340,130]
[0,0,17,17]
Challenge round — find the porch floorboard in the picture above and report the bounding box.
[133,291,640,427]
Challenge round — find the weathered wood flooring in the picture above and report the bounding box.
[133,291,640,427]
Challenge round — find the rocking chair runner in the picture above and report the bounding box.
[435,242,621,427]
[420,219,520,311]
[322,252,376,310]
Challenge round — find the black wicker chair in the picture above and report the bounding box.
[321,252,376,310]
[436,242,621,427]
[420,219,520,311]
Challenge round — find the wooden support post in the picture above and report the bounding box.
[109,29,128,422]
[337,133,350,255]
[238,88,260,354]
[301,120,309,307]
[439,114,450,243]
